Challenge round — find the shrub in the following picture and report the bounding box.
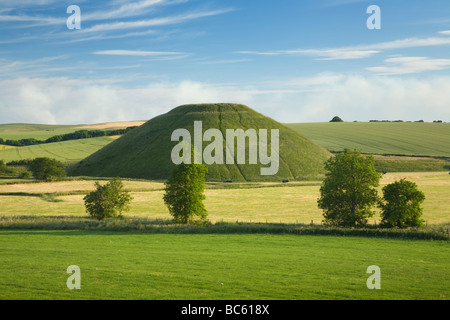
[84,178,133,220]
[379,179,425,228]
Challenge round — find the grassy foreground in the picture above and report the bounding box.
[0,230,448,300]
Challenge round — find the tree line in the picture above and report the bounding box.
[0,127,137,147]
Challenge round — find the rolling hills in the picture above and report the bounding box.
[0,121,145,140]
[1,117,449,173]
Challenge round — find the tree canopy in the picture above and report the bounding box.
[163,160,208,225]
[330,116,344,122]
[28,157,67,182]
[318,149,381,227]
[379,178,425,228]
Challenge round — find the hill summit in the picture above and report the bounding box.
[67,103,331,181]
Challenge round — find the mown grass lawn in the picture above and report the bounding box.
[0,231,448,300]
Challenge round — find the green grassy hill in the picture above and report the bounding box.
[67,103,332,181]
[286,122,450,157]
[0,121,144,164]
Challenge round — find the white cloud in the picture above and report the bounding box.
[83,0,189,21]
[194,59,250,65]
[439,30,450,35]
[236,49,379,60]
[63,29,157,43]
[367,56,450,75]
[1,75,449,124]
[292,75,450,122]
[0,0,61,6]
[0,13,63,25]
[364,37,450,50]
[83,0,164,21]
[236,36,450,60]
[92,50,184,56]
[81,8,234,33]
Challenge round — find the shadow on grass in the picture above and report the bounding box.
[0,215,448,240]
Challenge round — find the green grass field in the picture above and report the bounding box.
[0,121,142,164]
[0,124,79,140]
[0,231,448,300]
[0,122,144,141]
[286,122,450,157]
[0,136,116,163]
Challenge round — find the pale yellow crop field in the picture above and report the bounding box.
[0,172,448,225]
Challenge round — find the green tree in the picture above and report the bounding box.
[318,149,381,227]
[163,162,208,224]
[330,116,344,122]
[0,160,9,176]
[379,179,425,228]
[28,157,67,181]
[84,178,133,220]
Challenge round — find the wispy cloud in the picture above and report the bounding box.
[367,56,450,75]
[92,50,184,56]
[0,13,63,25]
[0,0,61,6]
[80,8,234,33]
[63,29,157,43]
[236,49,379,60]
[83,0,188,21]
[236,36,450,60]
[0,0,182,25]
[194,58,250,65]
[364,37,450,50]
[0,55,70,75]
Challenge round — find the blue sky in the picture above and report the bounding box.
[1,0,450,124]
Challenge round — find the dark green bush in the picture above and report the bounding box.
[84,178,133,220]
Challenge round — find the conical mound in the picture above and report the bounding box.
[67,103,331,181]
